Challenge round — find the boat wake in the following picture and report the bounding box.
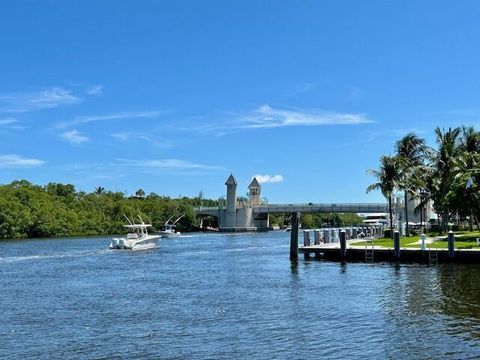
[0,249,110,263]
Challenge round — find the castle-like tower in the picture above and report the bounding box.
[248,177,261,205]
[225,174,238,228]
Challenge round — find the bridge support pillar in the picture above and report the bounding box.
[290,212,299,261]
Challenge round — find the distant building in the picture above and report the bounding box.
[362,213,387,225]
[248,177,261,205]
[219,174,270,232]
[395,193,437,234]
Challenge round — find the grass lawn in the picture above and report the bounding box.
[352,232,480,250]
[352,236,421,248]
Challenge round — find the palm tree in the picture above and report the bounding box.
[94,186,105,195]
[366,155,398,237]
[395,133,426,236]
[431,127,461,232]
[452,126,480,230]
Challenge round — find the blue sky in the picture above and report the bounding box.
[1,1,480,203]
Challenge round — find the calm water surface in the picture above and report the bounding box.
[1,231,480,359]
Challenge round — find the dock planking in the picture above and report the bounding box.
[299,243,480,263]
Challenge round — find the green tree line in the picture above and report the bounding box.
[367,126,480,235]
[0,180,217,239]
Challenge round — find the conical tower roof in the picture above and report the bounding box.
[248,177,261,189]
[225,174,238,186]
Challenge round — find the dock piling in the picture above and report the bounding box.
[290,212,299,261]
[303,230,311,246]
[340,229,347,259]
[393,230,400,259]
[448,230,455,259]
[420,234,426,251]
[314,230,321,245]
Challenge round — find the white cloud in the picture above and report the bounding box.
[61,130,89,144]
[57,110,165,129]
[0,154,45,168]
[243,105,372,129]
[117,158,223,171]
[85,85,104,96]
[0,87,81,113]
[254,174,284,184]
[182,105,372,135]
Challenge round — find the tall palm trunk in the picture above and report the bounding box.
[404,191,409,237]
[388,195,394,238]
[442,209,449,233]
[470,210,474,232]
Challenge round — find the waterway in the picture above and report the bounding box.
[1,231,480,359]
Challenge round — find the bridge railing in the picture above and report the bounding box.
[195,203,387,214]
[252,203,387,213]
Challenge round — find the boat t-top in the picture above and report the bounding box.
[159,214,184,238]
[110,215,161,250]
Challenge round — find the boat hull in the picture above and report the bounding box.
[109,235,161,251]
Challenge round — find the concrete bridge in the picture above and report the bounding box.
[195,175,387,232]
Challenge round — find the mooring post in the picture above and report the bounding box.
[393,230,400,259]
[420,233,426,251]
[314,229,320,245]
[290,212,299,261]
[448,230,455,260]
[303,230,310,246]
[340,229,347,259]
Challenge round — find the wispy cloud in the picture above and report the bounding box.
[0,117,24,130]
[254,174,284,184]
[111,132,174,148]
[0,118,17,126]
[85,85,104,96]
[61,130,89,144]
[242,105,371,129]
[288,83,317,96]
[117,158,224,171]
[0,154,45,168]
[0,87,81,113]
[57,110,165,129]
[182,105,372,135]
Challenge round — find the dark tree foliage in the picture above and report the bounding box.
[0,181,217,239]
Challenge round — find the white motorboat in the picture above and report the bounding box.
[159,214,184,238]
[110,216,160,250]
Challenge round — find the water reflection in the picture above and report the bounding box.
[438,264,480,341]
[377,263,480,358]
[289,260,298,277]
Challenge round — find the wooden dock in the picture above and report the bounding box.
[287,212,480,264]
[299,243,480,263]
